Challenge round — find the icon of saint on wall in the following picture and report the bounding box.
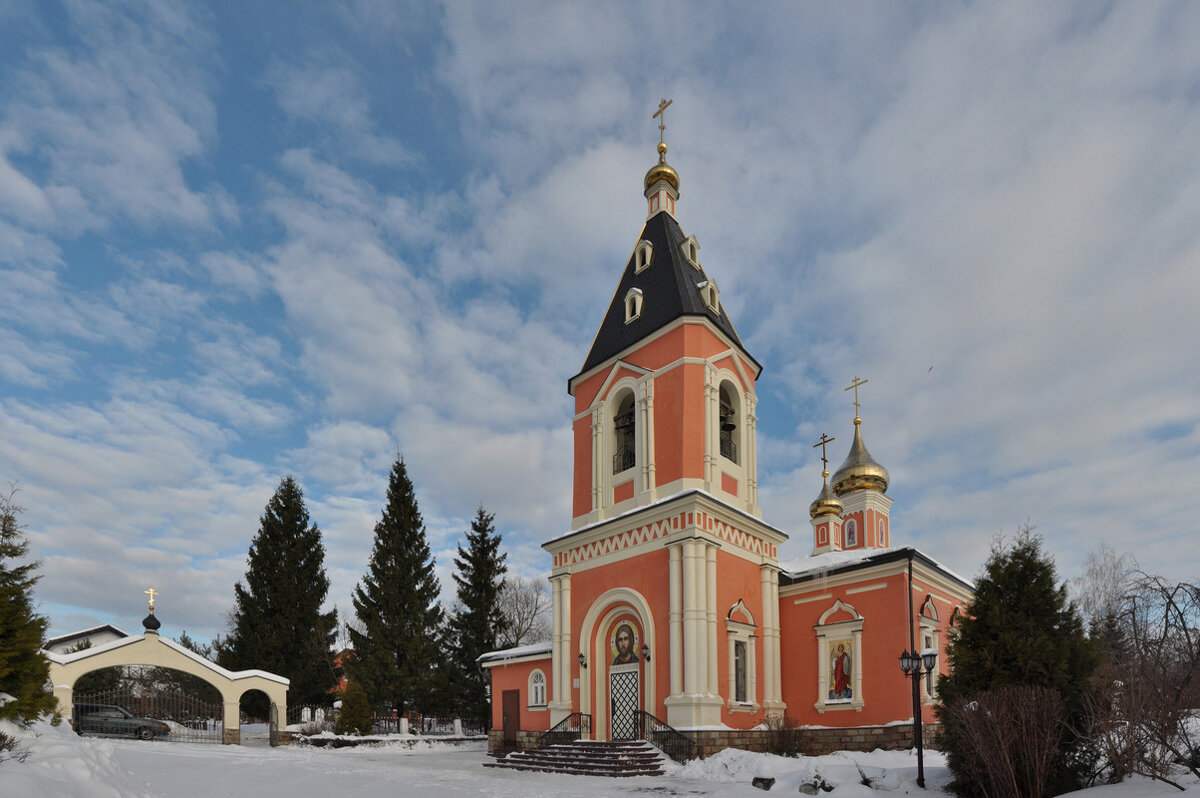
[829,641,852,700]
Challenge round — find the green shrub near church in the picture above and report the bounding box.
[937,526,1098,797]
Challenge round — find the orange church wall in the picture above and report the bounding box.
[613,479,634,504]
[779,571,959,728]
[572,418,593,517]
[712,550,769,728]
[487,657,553,732]
[568,549,672,718]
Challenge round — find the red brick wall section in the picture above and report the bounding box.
[487,724,941,759]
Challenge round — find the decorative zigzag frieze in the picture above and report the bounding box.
[553,509,777,568]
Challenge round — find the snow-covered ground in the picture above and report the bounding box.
[2,718,1198,797]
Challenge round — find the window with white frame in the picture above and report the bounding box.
[698,280,719,313]
[725,599,758,712]
[814,599,865,713]
[528,669,547,707]
[877,517,886,546]
[624,287,644,323]
[718,381,740,464]
[612,391,636,474]
[918,596,941,702]
[683,235,700,268]
[635,240,653,272]
[844,519,858,547]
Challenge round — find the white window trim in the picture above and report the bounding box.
[918,599,940,704]
[683,235,701,269]
[635,240,653,273]
[845,518,858,548]
[697,280,719,313]
[726,617,759,713]
[814,600,865,713]
[528,668,548,710]
[624,287,644,324]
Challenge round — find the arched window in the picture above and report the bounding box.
[528,669,547,707]
[844,519,858,547]
[698,280,719,312]
[612,392,636,474]
[683,235,700,268]
[624,287,644,323]
[635,240,653,272]
[877,517,887,546]
[719,382,739,464]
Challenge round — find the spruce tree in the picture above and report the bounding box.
[0,488,57,723]
[937,525,1098,796]
[349,457,444,716]
[220,476,338,716]
[446,506,507,720]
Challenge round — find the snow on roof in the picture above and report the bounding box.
[781,545,974,589]
[477,641,552,664]
[44,624,129,648]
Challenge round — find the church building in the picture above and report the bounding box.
[481,113,974,756]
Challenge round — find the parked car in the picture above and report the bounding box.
[73,703,171,740]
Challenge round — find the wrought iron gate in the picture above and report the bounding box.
[73,666,223,744]
[609,667,639,740]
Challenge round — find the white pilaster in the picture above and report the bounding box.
[706,543,719,696]
[669,542,683,696]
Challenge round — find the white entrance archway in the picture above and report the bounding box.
[578,587,657,741]
[45,626,288,745]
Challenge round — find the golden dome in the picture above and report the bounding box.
[809,474,843,519]
[830,419,889,495]
[644,141,679,192]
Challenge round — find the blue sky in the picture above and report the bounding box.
[2,1,1197,645]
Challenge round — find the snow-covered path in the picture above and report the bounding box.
[4,719,1199,797]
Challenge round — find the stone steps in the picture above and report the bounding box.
[484,739,667,777]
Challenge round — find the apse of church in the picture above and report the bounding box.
[481,105,973,754]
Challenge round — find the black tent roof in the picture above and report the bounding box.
[573,210,757,385]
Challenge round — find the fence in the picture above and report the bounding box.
[74,667,223,745]
[287,705,486,737]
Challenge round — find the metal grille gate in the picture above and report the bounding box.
[73,665,223,744]
[609,669,639,740]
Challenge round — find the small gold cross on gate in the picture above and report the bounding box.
[145,587,158,613]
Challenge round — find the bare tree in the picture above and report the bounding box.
[1071,544,1136,633]
[1086,573,1200,790]
[497,575,551,648]
[944,685,1064,798]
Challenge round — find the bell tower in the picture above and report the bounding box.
[546,105,787,734]
[566,106,763,530]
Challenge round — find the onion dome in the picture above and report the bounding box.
[142,613,161,631]
[830,418,889,495]
[644,141,679,192]
[809,473,843,519]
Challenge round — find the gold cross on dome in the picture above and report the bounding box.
[653,98,673,144]
[813,433,837,477]
[145,587,158,613]
[844,375,869,418]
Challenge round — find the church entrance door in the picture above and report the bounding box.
[609,663,639,740]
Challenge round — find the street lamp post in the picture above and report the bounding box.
[898,648,938,789]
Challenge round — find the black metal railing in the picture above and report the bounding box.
[720,437,737,463]
[538,711,591,748]
[634,709,696,763]
[613,447,635,474]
